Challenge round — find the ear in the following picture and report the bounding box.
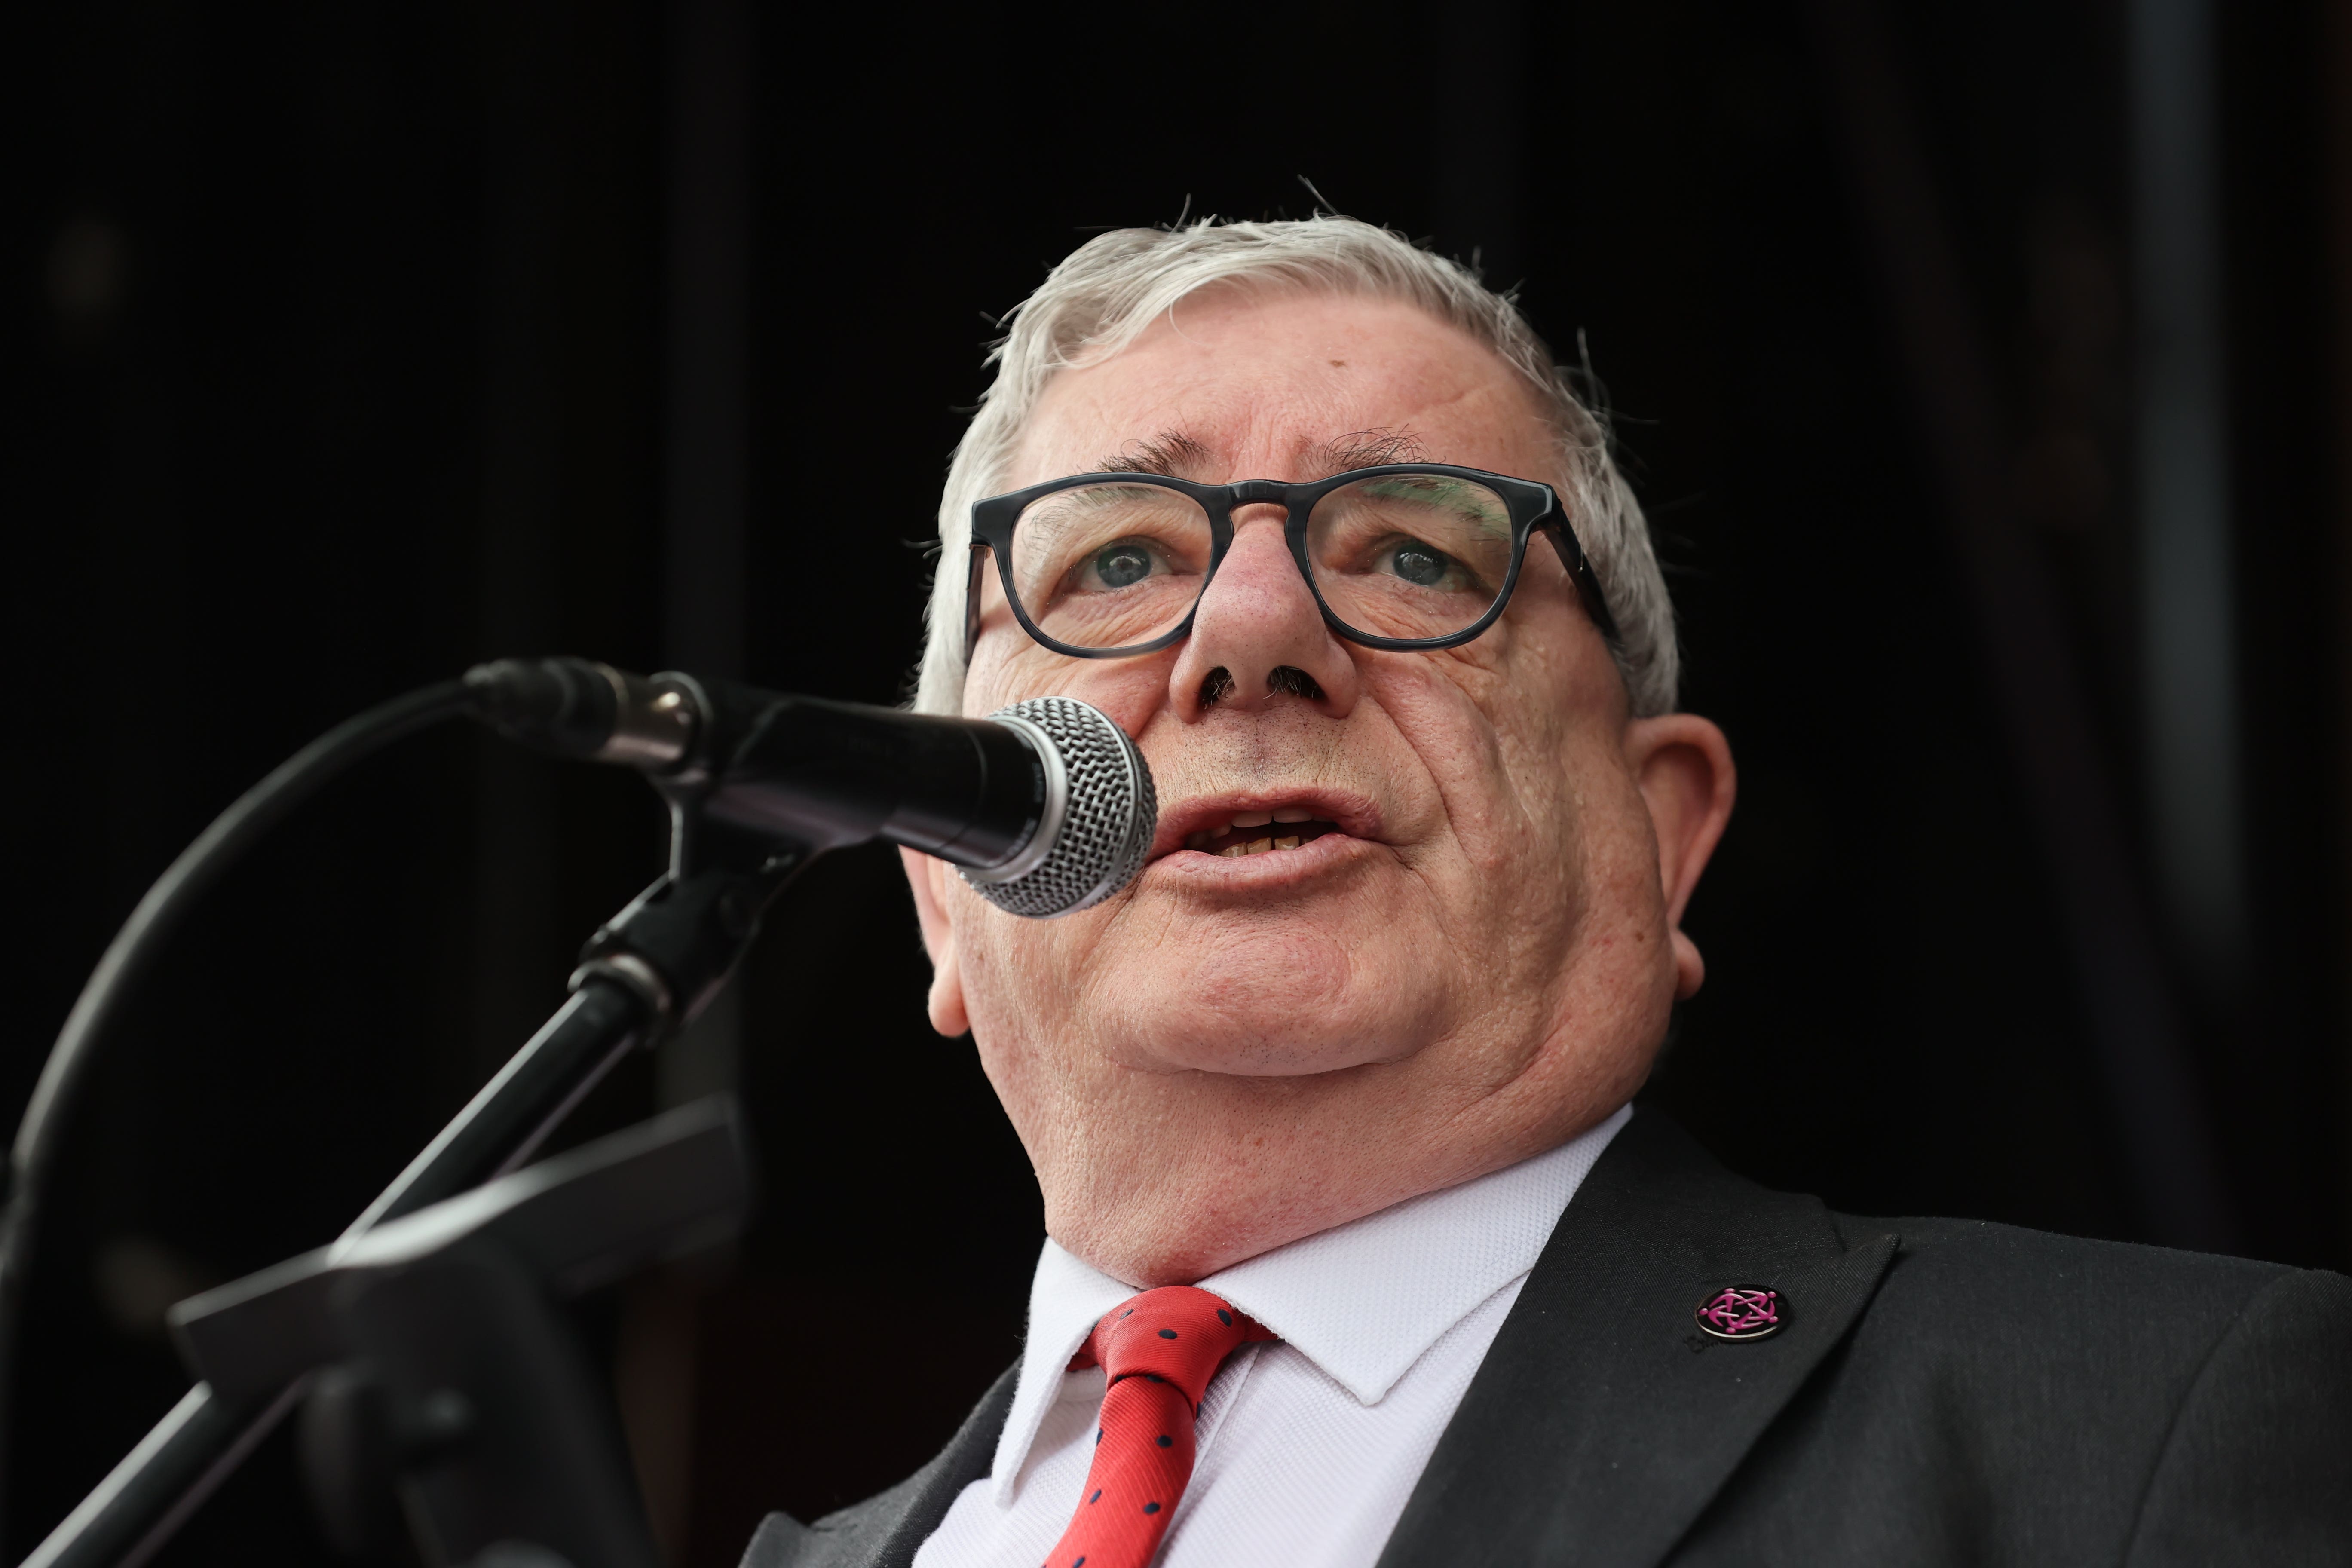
[899,847,972,1037]
[1622,714,1736,1000]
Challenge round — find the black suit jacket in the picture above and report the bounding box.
[739,1110,2352,1567]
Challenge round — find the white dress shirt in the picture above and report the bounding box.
[913,1104,1631,1568]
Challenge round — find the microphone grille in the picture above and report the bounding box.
[960,697,1156,919]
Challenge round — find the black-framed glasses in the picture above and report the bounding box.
[962,464,1620,662]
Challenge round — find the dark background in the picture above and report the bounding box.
[6,0,2348,1562]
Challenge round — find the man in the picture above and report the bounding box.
[744,217,2351,1567]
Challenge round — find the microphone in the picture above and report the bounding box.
[464,658,1157,918]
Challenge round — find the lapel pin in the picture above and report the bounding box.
[1696,1285,1785,1341]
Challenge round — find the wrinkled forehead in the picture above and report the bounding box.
[1005,289,1564,492]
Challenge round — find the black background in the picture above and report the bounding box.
[4,0,2345,1562]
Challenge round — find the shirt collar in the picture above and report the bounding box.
[989,1103,1632,1501]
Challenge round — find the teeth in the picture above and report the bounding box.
[1198,809,1329,859]
[1217,837,1286,857]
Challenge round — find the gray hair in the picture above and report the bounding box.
[911,215,1678,718]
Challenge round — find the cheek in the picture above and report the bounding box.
[964,627,1172,732]
[950,880,1049,999]
[949,879,1134,1041]
[1361,652,1574,873]
[1356,636,1629,997]
[1429,614,1614,842]
[961,634,1043,716]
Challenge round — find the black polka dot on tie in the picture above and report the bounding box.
[1090,1489,1102,1504]
[1158,1329,1178,1340]
[1155,1434,1172,1448]
[1095,1428,1103,1444]
[1121,1308,1134,1317]
[1075,1559,1085,1567]
[1216,1309,1232,1326]
[1143,1502,1161,1516]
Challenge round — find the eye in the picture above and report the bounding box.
[1087,541,1158,589]
[1385,540,1453,588]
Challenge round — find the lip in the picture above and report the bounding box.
[1142,824,1381,894]
[1148,790,1383,865]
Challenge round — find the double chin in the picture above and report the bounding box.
[985,949,1665,1285]
[1029,1057,1450,1286]
[1025,1036,1586,1287]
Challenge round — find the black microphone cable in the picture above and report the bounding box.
[0,677,478,1529]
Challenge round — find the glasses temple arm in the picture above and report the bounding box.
[1540,522,1623,646]
[961,545,990,664]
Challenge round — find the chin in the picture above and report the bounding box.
[1082,912,1449,1072]
[1102,941,1447,1078]
[1129,1023,1403,1078]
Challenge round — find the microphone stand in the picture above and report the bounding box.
[22,793,812,1568]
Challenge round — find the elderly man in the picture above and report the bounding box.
[744,217,2350,1568]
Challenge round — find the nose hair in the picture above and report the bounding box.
[1167,513,1357,720]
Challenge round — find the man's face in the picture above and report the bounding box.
[906,287,1731,1285]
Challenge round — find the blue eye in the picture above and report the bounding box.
[1091,542,1155,588]
[1389,542,1450,586]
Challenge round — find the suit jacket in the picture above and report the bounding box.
[739,1110,2352,1567]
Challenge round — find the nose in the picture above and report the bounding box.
[1167,510,1359,720]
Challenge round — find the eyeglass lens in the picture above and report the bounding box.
[1004,473,1518,651]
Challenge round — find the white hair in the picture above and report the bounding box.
[911,215,1678,717]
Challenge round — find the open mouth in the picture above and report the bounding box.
[1185,808,1342,858]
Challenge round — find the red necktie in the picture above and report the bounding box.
[1043,1285,1275,1568]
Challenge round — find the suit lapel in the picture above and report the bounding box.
[1376,1109,1898,1568]
[745,1362,1017,1568]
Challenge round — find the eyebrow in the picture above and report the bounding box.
[1089,430,1214,478]
[1086,426,1436,481]
[1302,428,1432,476]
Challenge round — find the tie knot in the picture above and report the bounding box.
[1073,1286,1271,1409]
